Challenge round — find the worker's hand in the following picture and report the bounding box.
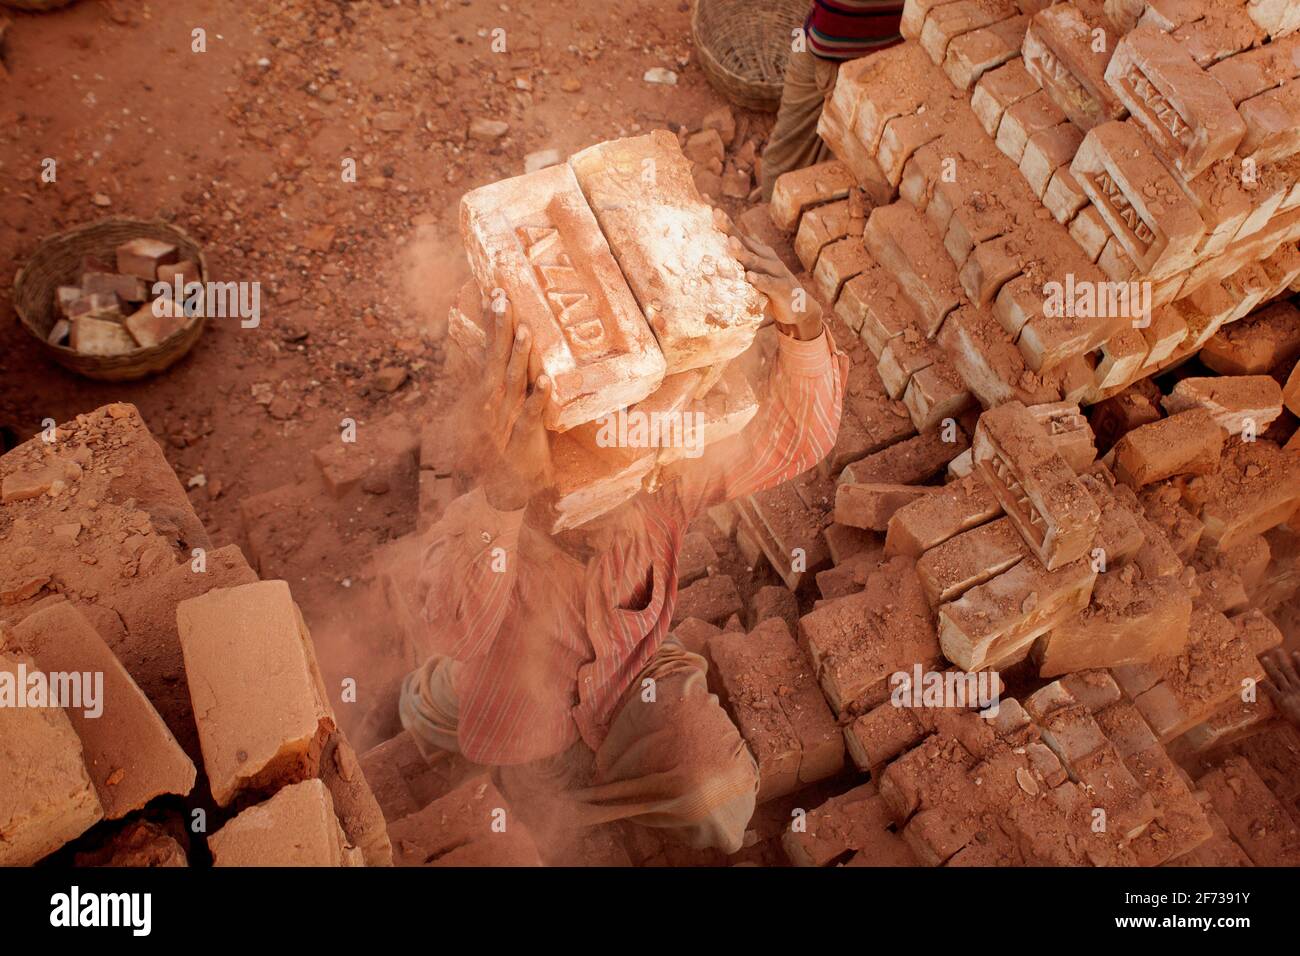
[1262,649,1300,729]
[727,230,824,341]
[479,297,552,512]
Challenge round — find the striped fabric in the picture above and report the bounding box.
[805,0,906,60]
[412,327,847,766]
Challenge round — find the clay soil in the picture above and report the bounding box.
[0,0,774,735]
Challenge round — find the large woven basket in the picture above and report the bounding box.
[692,0,808,112]
[14,218,209,381]
[0,0,78,11]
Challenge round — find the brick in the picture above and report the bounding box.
[1027,401,1097,472]
[1207,33,1300,106]
[387,774,542,866]
[877,330,943,399]
[460,163,664,428]
[740,482,833,590]
[70,315,136,356]
[311,412,419,499]
[0,649,103,865]
[1043,167,1090,224]
[841,264,922,357]
[209,779,360,867]
[943,15,1027,90]
[1070,742,1158,840]
[1200,300,1300,374]
[1139,306,1188,367]
[1068,204,1111,262]
[799,557,940,713]
[973,402,1102,570]
[835,483,940,532]
[569,132,764,373]
[1034,568,1192,676]
[795,199,853,271]
[938,555,1096,670]
[937,306,1061,408]
[1021,123,1085,199]
[917,516,1027,605]
[1112,407,1225,488]
[1071,120,1207,279]
[124,297,188,349]
[1285,360,1300,416]
[813,236,872,302]
[841,426,969,486]
[677,531,717,587]
[863,203,963,336]
[878,112,949,188]
[1199,438,1300,551]
[356,731,445,823]
[82,271,147,304]
[671,574,742,627]
[750,585,799,634]
[1023,5,1126,130]
[1246,0,1300,40]
[1162,375,1284,436]
[1198,757,1300,866]
[972,58,1040,136]
[769,161,856,231]
[959,236,1025,306]
[996,90,1068,163]
[1238,79,1300,164]
[903,360,973,431]
[10,602,195,819]
[818,99,897,207]
[1095,327,1148,390]
[176,580,335,807]
[115,237,178,281]
[920,0,1018,65]
[844,703,926,771]
[783,782,918,866]
[709,619,844,802]
[1077,469,1145,563]
[1106,26,1248,178]
[885,474,1002,558]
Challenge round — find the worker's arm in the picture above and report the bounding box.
[413,301,551,660]
[672,231,846,513]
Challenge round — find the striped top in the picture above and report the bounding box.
[805,0,905,60]
[411,327,847,765]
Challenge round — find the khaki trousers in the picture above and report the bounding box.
[400,637,759,854]
[760,48,840,200]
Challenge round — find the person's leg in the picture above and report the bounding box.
[566,637,759,853]
[760,48,840,200]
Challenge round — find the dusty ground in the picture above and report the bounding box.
[0,0,774,722]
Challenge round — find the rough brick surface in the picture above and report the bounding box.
[176,580,335,807]
[0,649,103,865]
[209,778,361,867]
[10,601,195,819]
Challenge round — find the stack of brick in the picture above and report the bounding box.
[0,405,391,868]
[774,0,1300,422]
[455,130,768,532]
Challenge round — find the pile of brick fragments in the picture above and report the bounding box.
[4,0,1300,868]
[50,239,196,355]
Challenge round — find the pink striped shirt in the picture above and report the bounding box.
[413,327,847,765]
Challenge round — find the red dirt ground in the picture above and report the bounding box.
[0,0,772,732]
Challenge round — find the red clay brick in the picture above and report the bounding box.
[176,580,336,807]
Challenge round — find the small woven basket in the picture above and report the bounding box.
[0,0,78,11]
[14,218,209,382]
[692,0,808,112]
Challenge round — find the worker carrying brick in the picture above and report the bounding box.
[761,0,905,199]
[393,230,845,854]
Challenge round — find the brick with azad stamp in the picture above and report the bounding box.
[568,131,766,374]
[460,162,666,430]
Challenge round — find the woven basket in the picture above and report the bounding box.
[14,218,209,382]
[692,0,808,112]
[0,0,78,11]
